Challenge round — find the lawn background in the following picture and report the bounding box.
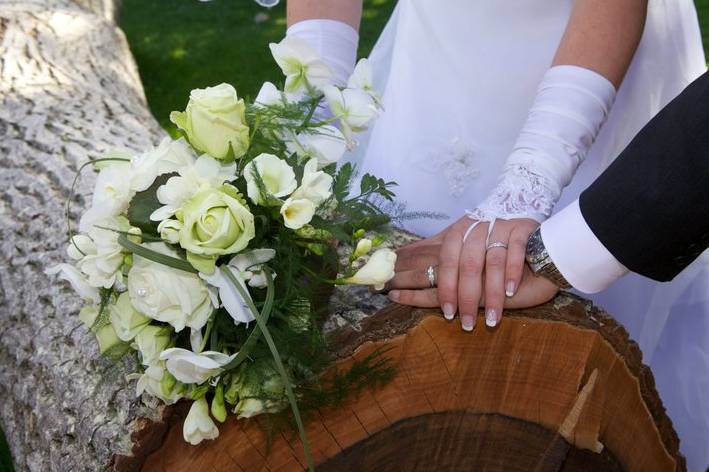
[1,1,708,470]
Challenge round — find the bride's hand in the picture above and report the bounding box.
[389,216,538,330]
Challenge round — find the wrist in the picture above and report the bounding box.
[525,227,572,289]
[286,19,359,86]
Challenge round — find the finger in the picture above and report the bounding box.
[456,222,488,331]
[484,221,510,328]
[437,219,470,321]
[386,267,437,290]
[395,247,441,272]
[505,226,530,297]
[388,288,439,307]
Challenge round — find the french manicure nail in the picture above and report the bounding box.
[506,281,516,297]
[388,290,400,301]
[486,309,498,327]
[461,315,475,332]
[443,303,455,320]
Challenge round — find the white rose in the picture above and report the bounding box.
[170,83,250,160]
[157,219,182,244]
[134,325,172,366]
[243,153,297,206]
[79,161,134,233]
[150,154,237,222]
[159,347,236,384]
[269,36,332,95]
[183,397,219,445]
[109,292,151,342]
[288,126,346,168]
[135,363,182,405]
[130,137,197,192]
[323,85,379,146]
[280,198,316,230]
[343,248,397,290]
[45,263,100,303]
[127,243,214,332]
[291,158,333,205]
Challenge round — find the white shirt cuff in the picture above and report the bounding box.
[540,199,628,293]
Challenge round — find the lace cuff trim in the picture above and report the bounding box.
[467,165,556,223]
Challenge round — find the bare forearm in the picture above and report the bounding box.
[287,0,363,31]
[553,0,647,87]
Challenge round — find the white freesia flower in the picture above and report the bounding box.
[170,83,250,160]
[288,126,346,168]
[343,248,397,290]
[68,217,129,289]
[45,263,100,303]
[135,363,182,405]
[229,248,276,289]
[134,325,172,366]
[269,36,332,95]
[130,137,197,192]
[160,348,236,384]
[243,153,297,205]
[157,219,182,244]
[352,238,372,259]
[127,243,214,332]
[347,58,382,107]
[323,85,378,146]
[109,292,151,342]
[291,158,333,205]
[200,266,254,324]
[183,397,219,445]
[280,198,316,230]
[254,81,297,107]
[150,154,237,222]
[79,161,134,233]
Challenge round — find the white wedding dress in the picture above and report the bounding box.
[351,1,709,470]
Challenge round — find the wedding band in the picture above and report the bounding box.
[486,241,508,251]
[426,265,436,288]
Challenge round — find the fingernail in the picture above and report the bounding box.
[486,309,498,327]
[461,315,475,332]
[388,290,400,301]
[506,281,516,297]
[442,303,455,320]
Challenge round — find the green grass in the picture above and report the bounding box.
[118,0,396,133]
[0,2,707,470]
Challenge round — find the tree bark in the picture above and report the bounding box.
[0,1,163,470]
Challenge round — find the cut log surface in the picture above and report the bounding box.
[142,295,684,472]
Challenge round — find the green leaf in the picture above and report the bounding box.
[117,235,198,274]
[332,162,354,201]
[127,173,175,234]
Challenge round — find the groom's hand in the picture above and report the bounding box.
[387,239,559,318]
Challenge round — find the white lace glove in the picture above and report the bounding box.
[286,19,359,87]
[469,65,617,223]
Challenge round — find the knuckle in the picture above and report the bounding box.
[486,253,506,267]
[459,257,483,274]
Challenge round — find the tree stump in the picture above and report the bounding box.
[141,295,684,472]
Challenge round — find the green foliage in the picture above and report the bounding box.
[0,429,13,472]
[126,173,173,235]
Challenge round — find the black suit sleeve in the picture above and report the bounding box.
[579,71,709,282]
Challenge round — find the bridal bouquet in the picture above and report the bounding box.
[49,36,395,465]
